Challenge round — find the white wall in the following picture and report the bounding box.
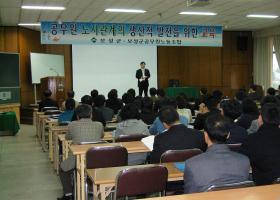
[72,45,157,101]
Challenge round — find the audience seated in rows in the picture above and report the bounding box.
[105,89,123,114]
[150,106,206,163]
[58,98,76,124]
[184,115,250,193]
[58,104,104,200]
[219,100,248,144]
[241,103,280,185]
[115,103,150,165]
[38,89,59,112]
[95,95,114,122]
[236,98,259,129]
[61,90,79,111]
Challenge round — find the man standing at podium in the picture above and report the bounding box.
[136,61,150,97]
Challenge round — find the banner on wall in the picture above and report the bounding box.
[41,21,223,47]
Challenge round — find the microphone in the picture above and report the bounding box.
[49,67,60,76]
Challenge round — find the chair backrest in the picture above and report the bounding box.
[42,107,59,112]
[206,180,255,192]
[115,134,147,142]
[273,177,280,184]
[227,143,242,152]
[86,146,128,169]
[44,110,61,115]
[160,149,203,163]
[79,141,107,145]
[114,165,168,199]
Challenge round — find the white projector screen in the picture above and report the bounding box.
[72,45,158,101]
[30,53,65,84]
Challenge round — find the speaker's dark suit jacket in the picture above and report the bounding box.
[150,124,207,163]
[136,68,150,87]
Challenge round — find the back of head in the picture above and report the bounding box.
[90,89,98,99]
[44,89,52,98]
[176,95,186,109]
[205,114,231,144]
[267,87,276,96]
[261,103,280,126]
[142,97,153,110]
[200,87,208,95]
[149,87,157,96]
[159,106,179,126]
[67,90,75,98]
[242,98,259,115]
[94,95,106,107]
[235,89,247,102]
[204,96,218,111]
[119,103,140,121]
[134,96,143,110]
[76,104,92,119]
[261,95,280,107]
[127,88,136,98]
[108,89,118,99]
[122,93,134,104]
[65,98,75,110]
[212,90,223,102]
[157,89,166,98]
[81,95,93,106]
[220,99,241,121]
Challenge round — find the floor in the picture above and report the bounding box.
[0,124,62,200]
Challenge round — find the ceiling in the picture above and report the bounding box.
[0,0,280,31]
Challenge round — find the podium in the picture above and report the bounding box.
[40,76,65,106]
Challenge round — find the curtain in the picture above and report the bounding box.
[273,35,280,68]
[253,37,273,91]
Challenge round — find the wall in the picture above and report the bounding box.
[158,31,253,97]
[0,26,72,106]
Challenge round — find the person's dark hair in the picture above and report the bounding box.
[250,84,257,92]
[157,89,166,98]
[122,93,134,104]
[212,90,223,101]
[134,96,143,110]
[65,98,75,110]
[261,103,280,125]
[176,95,186,109]
[94,95,106,107]
[142,97,153,110]
[119,103,140,121]
[67,90,75,98]
[241,98,259,115]
[90,89,99,99]
[81,95,93,106]
[235,89,247,102]
[220,99,241,121]
[205,114,231,144]
[204,96,218,111]
[44,89,52,98]
[127,88,136,98]
[261,95,280,107]
[200,87,208,95]
[108,89,118,99]
[75,104,92,119]
[158,97,177,109]
[149,88,157,96]
[158,106,179,125]
[267,87,276,96]
[140,61,146,65]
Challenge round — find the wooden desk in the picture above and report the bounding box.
[143,184,280,200]
[70,141,150,200]
[86,163,183,200]
[35,112,44,139]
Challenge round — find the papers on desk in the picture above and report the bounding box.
[141,135,155,151]
[174,162,185,172]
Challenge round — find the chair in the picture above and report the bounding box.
[205,180,255,192]
[42,106,59,112]
[273,177,280,184]
[160,149,203,163]
[114,165,168,200]
[115,134,147,142]
[227,143,242,152]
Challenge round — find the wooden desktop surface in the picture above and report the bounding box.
[142,184,280,200]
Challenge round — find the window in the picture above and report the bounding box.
[272,46,280,88]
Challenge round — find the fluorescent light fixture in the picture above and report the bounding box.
[18,23,41,26]
[21,5,65,10]
[105,8,146,13]
[179,11,217,15]
[247,14,278,19]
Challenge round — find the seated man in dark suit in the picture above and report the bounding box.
[150,106,206,163]
[38,89,58,111]
[184,114,250,193]
[219,99,248,144]
[94,95,114,122]
[241,103,280,185]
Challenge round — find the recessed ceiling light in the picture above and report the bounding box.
[179,11,217,16]
[105,8,146,13]
[246,14,278,19]
[18,23,41,26]
[21,5,65,10]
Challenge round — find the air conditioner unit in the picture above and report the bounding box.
[187,0,213,7]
